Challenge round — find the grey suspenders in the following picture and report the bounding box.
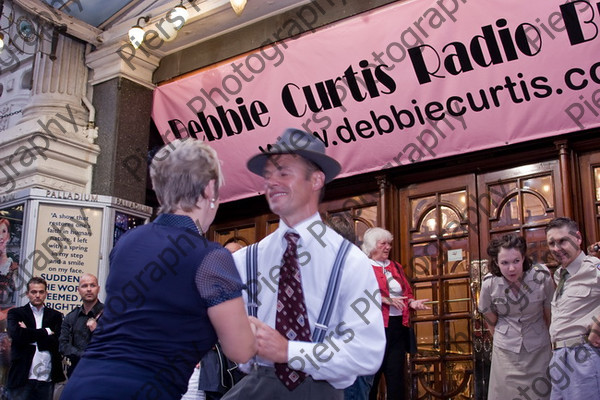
[312,239,352,342]
[245,239,352,343]
[245,242,260,318]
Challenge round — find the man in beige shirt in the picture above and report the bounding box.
[545,217,600,400]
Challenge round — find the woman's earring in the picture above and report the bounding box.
[210,200,215,209]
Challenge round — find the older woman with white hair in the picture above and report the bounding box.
[363,227,429,400]
[61,139,257,400]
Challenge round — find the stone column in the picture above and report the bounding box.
[20,34,88,126]
[85,42,160,204]
[0,32,100,195]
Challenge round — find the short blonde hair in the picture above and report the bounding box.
[361,227,393,257]
[150,139,224,214]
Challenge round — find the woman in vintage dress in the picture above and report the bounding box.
[478,233,554,399]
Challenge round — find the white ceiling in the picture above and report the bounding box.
[44,0,142,27]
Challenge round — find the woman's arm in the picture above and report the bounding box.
[481,311,498,336]
[208,297,257,364]
[543,306,551,329]
[198,248,257,363]
[478,276,498,336]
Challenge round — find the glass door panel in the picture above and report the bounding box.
[524,226,552,265]
[414,321,437,352]
[445,319,472,355]
[412,242,439,277]
[444,279,471,314]
[442,237,469,275]
[491,195,520,230]
[414,282,437,318]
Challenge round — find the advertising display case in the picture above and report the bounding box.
[0,188,151,312]
[0,188,151,393]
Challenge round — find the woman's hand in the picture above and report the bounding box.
[409,299,431,310]
[387,297,407,311]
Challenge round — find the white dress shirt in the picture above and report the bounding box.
[233,213,386,389]
[28,304,52,381]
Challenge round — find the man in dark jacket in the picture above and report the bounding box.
[6,277,65,400]
[59,273,103,377]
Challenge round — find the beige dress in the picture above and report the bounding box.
[478,265,555,400]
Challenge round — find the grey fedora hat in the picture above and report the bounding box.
[247,128,341,183]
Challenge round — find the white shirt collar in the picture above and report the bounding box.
[29,303,44,314]
[276,212,325,248]
[370,258,390,268]
[564,251,585,275]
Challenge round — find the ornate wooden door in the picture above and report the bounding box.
[400,175,479,399]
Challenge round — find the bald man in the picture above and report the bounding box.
[59,274,104,377]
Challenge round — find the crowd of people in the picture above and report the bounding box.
[0,129,599,400]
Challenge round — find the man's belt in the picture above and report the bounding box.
[552,335,588,350]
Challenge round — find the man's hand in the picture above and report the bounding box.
[86,318,98,332]
[18,321,26,329]
[248,316,288,363]
[589,329,600,348]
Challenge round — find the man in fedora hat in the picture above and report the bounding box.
[223,129,385,399]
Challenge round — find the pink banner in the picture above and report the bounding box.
[152,0,600,202]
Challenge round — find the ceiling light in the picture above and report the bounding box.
[129,16,149,49]
[158,2,188,42]
[230,0,247,16]
[170,3,189,29]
